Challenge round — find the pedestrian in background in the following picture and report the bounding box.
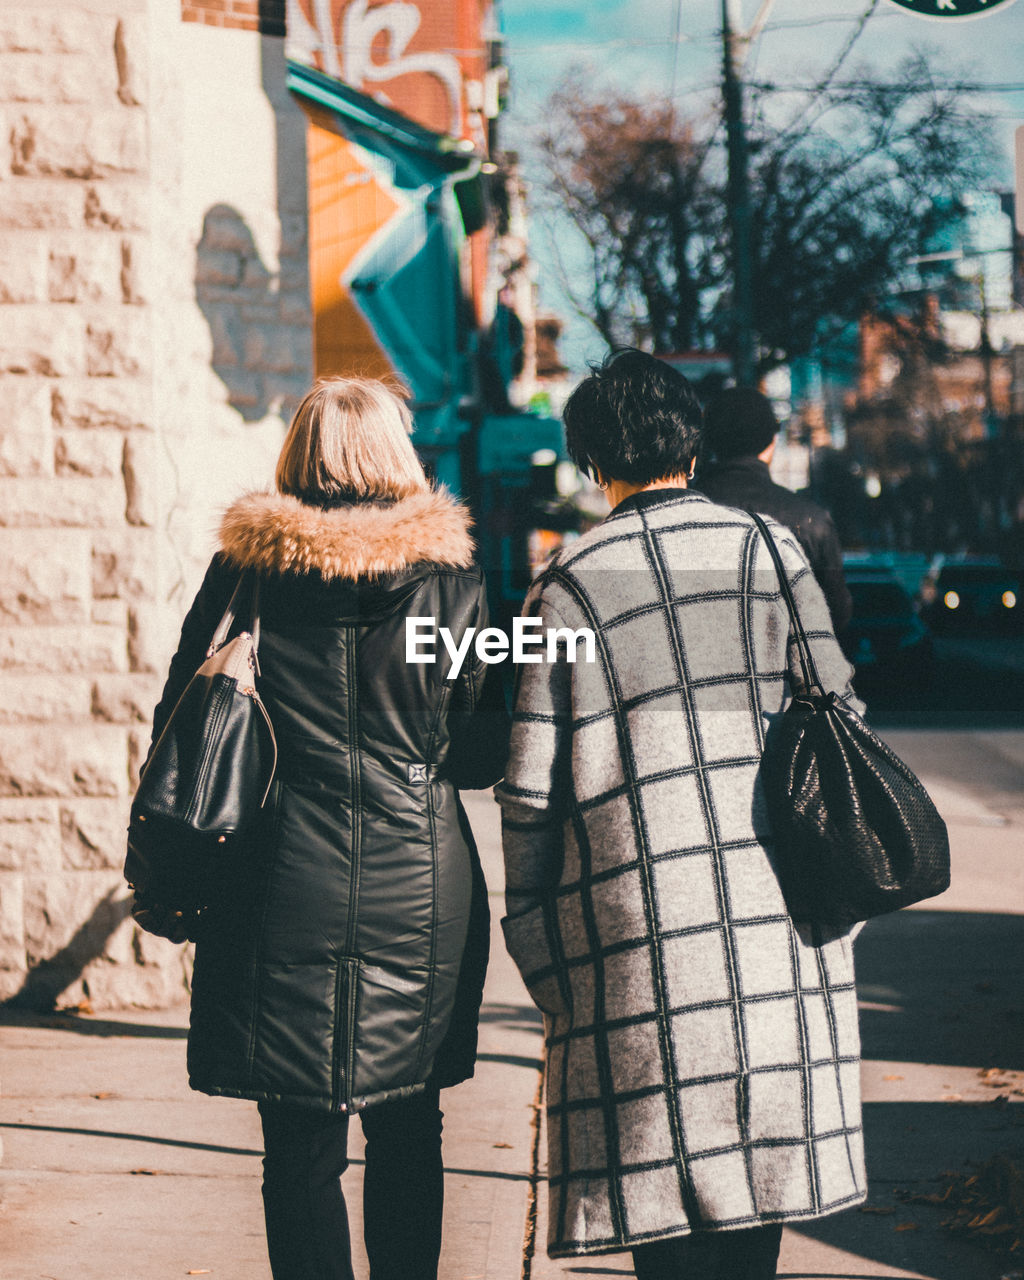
[696,387,852,633]
[498,350,866,1279]
[143,377,509,1280]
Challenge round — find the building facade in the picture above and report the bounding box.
[0,0,559,1010]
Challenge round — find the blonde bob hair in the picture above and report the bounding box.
[275,376,429,504]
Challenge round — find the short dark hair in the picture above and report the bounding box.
[704,387,778,460]
[562,349,704,486]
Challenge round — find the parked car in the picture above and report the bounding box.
[919,557,1021,634]
[842,572,935,689]
[841,551,931,598]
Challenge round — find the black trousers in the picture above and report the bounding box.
[258,1087,444,1280]
[632,1223,783,1280]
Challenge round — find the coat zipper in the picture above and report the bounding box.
[344,625,362,957]
[335,625,362,1110]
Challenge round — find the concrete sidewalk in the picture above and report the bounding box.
[2,764,1022,1280]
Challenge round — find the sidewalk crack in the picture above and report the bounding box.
[521,1067,544,1280]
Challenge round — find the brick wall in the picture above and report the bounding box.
[182,0,286,35]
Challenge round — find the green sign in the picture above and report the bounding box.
[886,0,1016,17]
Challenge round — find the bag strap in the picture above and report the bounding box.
[750,513,824,696]
[206,573,262,660]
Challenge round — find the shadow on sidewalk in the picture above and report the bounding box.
[0,1119,539,1184]
[479,1000,544,1029]
[782,906,1024,1279]
[856,910,1024,1071]
[0,1120,260,1158]
[0,1008,188,1038]
[787,1110,1018,1280]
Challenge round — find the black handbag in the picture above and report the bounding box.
[124,574,277,939]
[753,515,950,930]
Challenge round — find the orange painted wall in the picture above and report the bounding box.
[306,110,401,379]
[295,2,498,373]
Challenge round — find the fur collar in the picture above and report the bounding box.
[219,489,475,580]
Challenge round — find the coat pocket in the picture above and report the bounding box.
[501,902,569,1019]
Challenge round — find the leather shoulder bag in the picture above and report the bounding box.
[124,573,277,940]
[753,514,950,931]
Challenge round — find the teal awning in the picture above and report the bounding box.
[287,60,483,446]
[286,62,478,179]
[478,415,567,476]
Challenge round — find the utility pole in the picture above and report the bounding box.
[721,0,756,387]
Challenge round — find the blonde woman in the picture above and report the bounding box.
[142,378,509,1280]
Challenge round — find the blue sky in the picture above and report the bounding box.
[496,0,1024,369]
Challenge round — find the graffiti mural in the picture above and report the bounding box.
[286,0,492,142]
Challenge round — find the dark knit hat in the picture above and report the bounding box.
[704,388,779,460]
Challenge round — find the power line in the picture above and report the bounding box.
[772,0,880,143]
[503,36,711,55]
[762,10,899,28]
[669,0,685,103]
[748,79,1024,92]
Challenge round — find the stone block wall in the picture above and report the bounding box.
[0,0,312,1009]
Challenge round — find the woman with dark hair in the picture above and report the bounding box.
[498,350,866,1280]
[136,377,509,1280]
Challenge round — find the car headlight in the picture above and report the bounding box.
[1003,591,1017,609]
[943,591,960,610]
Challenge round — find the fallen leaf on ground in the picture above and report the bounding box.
[969,1208,1006,1229]
[911,1155,1024,1258]
[895,1222,920,1232]
[883,1074,904,1081]
[60,1000,94,1016]
[908,1187,953,1206]
[492,1142,512,1149]
[92,1091,116,1099]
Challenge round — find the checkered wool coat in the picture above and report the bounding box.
[497,488,867,1258]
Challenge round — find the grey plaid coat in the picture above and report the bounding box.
[497,489,867,1258]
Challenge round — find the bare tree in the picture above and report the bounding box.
[743,54,996,369]
[536,54,995,372]
[537,79,716,352]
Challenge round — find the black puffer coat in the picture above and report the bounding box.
[696,456,853,632]
[147,488,509,1112]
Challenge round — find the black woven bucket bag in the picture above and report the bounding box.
[753,515,950,930]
